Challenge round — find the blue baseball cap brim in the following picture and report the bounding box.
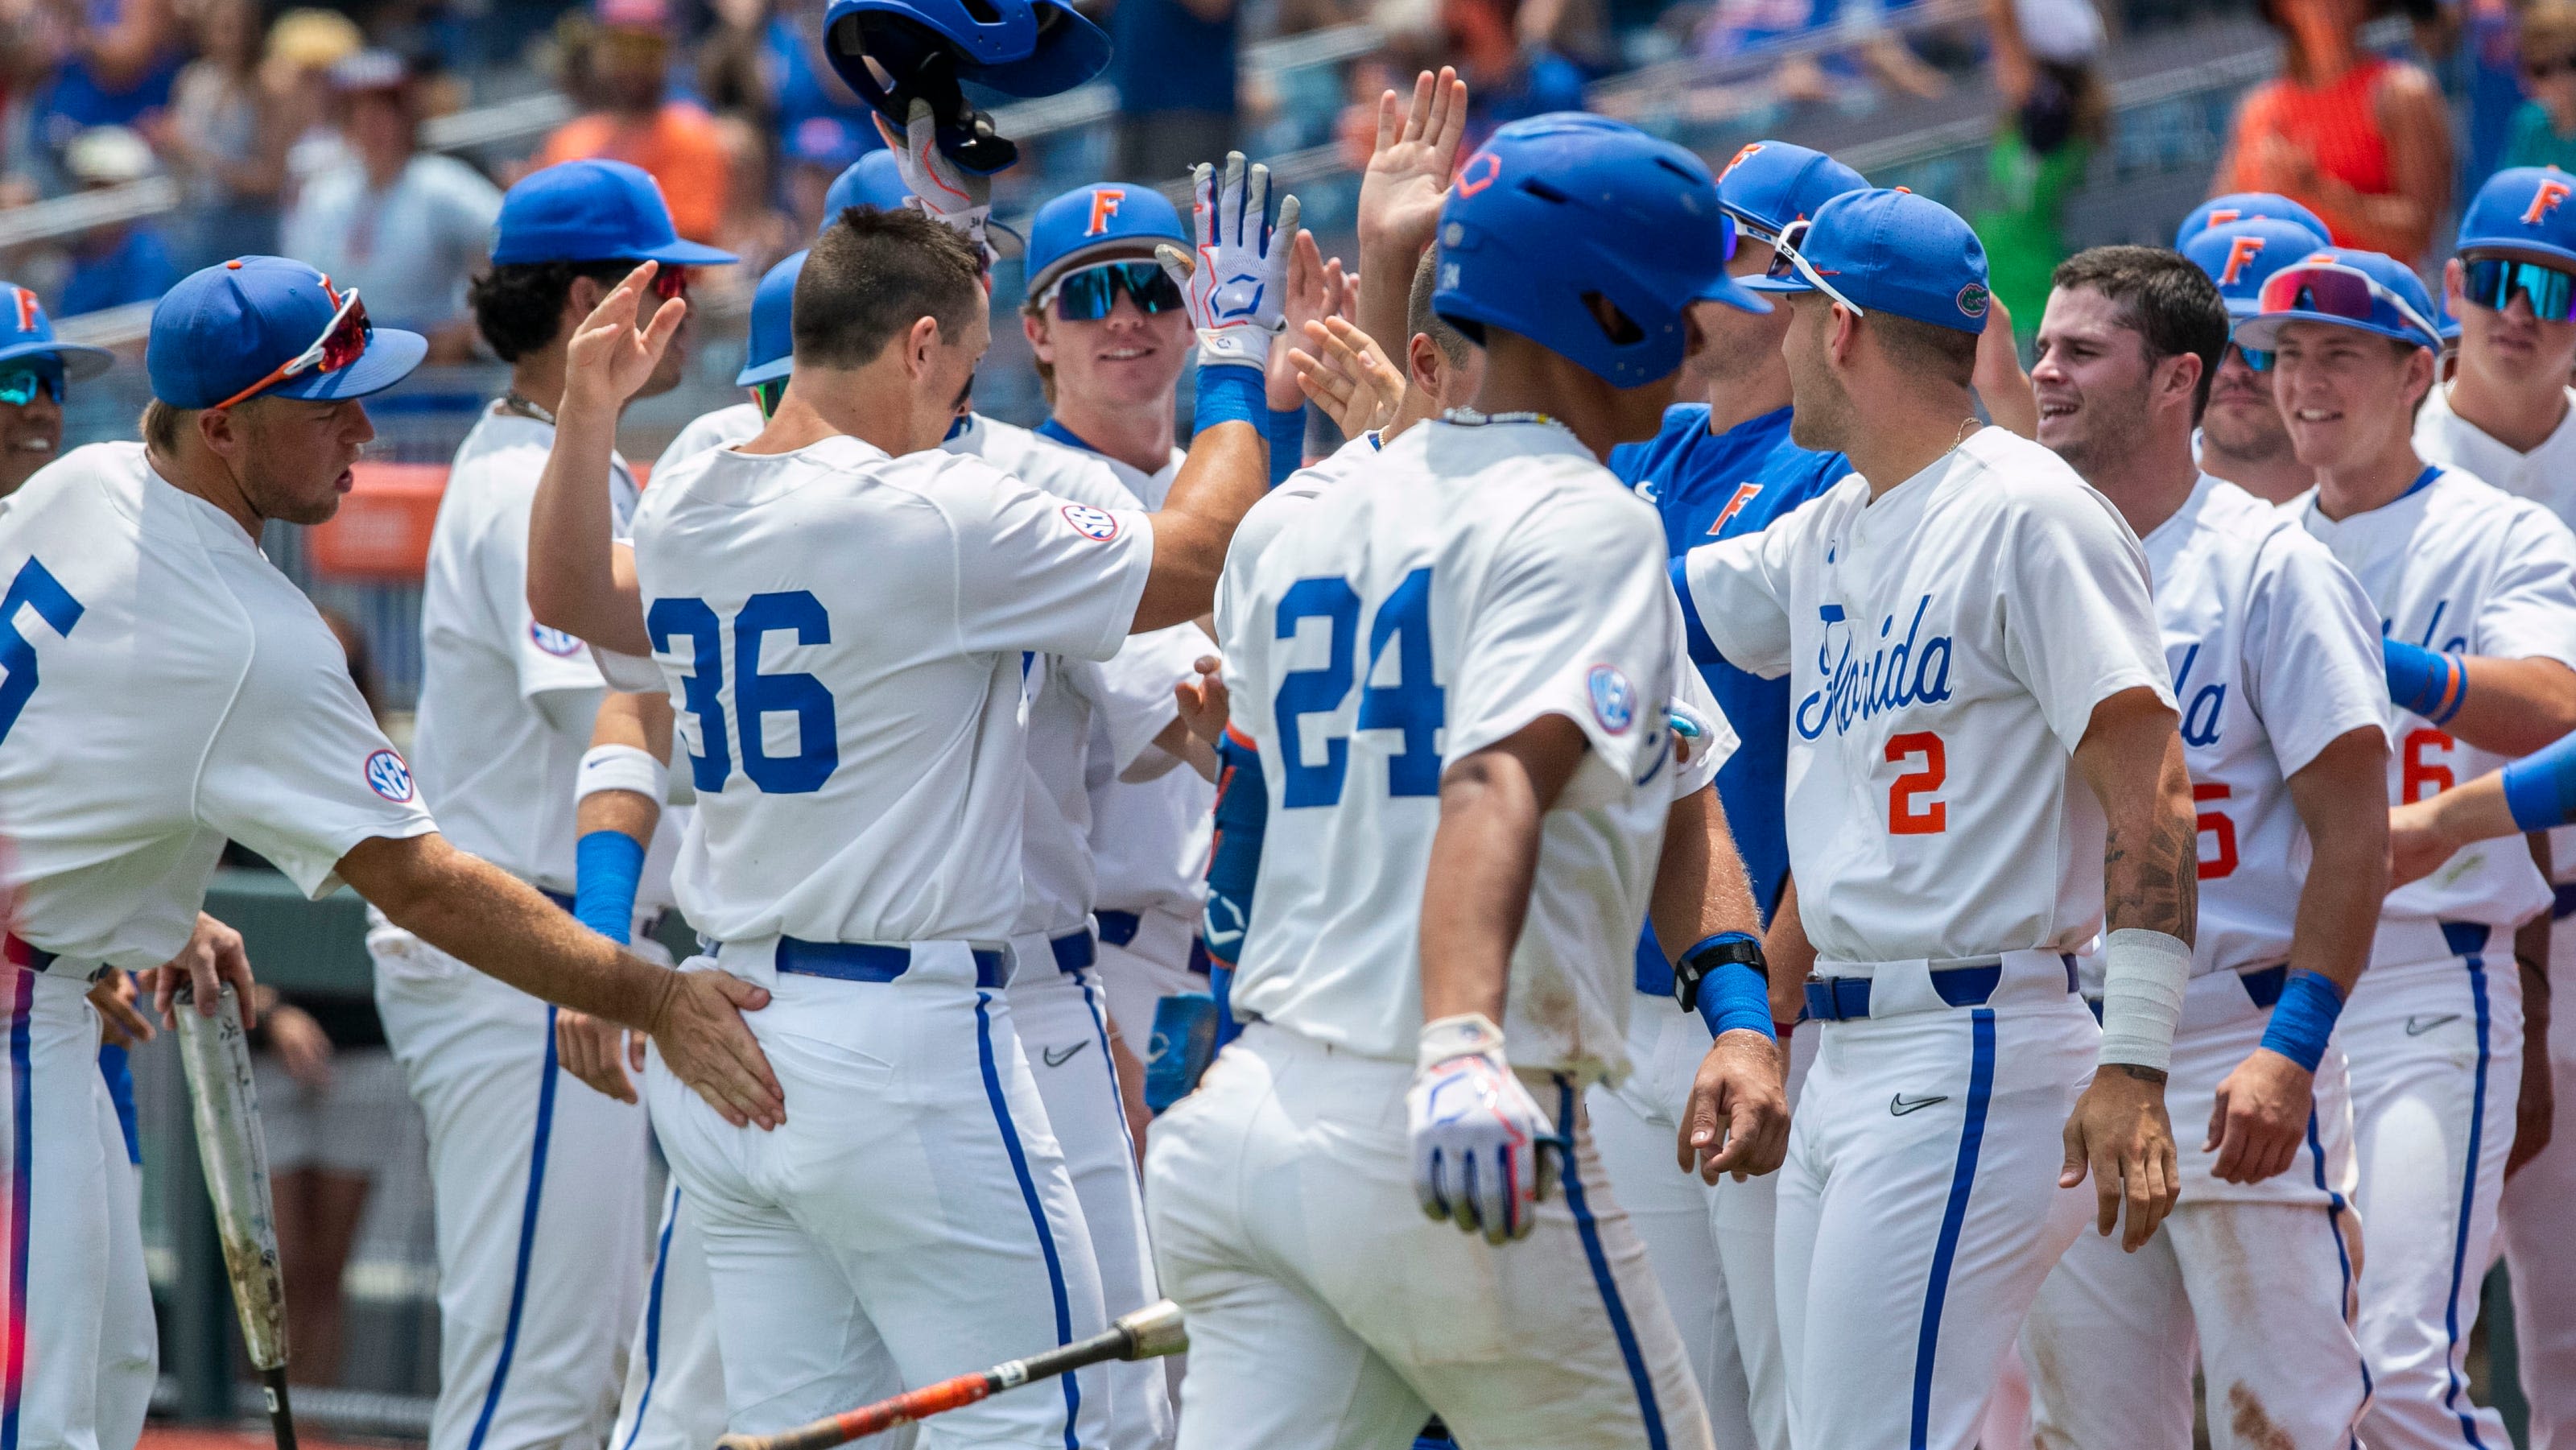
[1740,272,1814,296]
[735,354,791,386]
[2457,235,2576,271]
[0,339,112,381]
[2231,310,2432,353]
[1691,269,1773,313]
[266,326,428,401]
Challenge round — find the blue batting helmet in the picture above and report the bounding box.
[1431,114,1735,388]
[823,0,1108,174]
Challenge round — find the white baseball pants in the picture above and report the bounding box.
[1146,1022,1715,1450]
[645,947,1110,1448]
[374,927,650,1450]
[1,966,156,1450]
[2347,930,2523,1450]
[1089,908,1199,1057]
[2498,899,2576,1450]
[1009,932,1170,1450]
[2022,968,2371,1450]
[1776,954,2096,1450]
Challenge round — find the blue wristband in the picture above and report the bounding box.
[573,829,646,945]
[2383,638,2467,725]
[1683,932,1775,1042]
[2504,730,2576,831]
[1265,405,1306,486]
[1192,363,1267,436]
[2257,968,2344,1072]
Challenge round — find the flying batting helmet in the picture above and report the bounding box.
[824,0,1108,174]
[1432,114,1733,388]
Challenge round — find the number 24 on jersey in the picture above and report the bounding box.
[1273,568,1444,808]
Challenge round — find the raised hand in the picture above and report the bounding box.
[1157,152,1302,370]
[1290,316,1406,437]
[872,99,995,252]
[563,262,688,416]
[1265,231,1336,411]
[1408,1014,1558,1243]
[1357,67,1470,262]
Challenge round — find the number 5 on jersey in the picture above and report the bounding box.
[1274,568,1444,808]
[647,591,839,794]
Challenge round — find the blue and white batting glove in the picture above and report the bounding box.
[881,98,995,256]
[1408,1013,1558,1244]
[1157,152,1300,371]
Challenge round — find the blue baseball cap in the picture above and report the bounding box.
[1688,214,1772,314]
[822,149,910,226]
[1711,140,1868,242]
[1744,187,1992,334]
[785,114,877,171]
[0,283,111,382]
[1023,183,1187,295]
[735,250,806,386]
[2456,166,2576,269]
[2231,246,2442,353]
[147,257,427,408]
[2175,192,2332,250]
[491,160,737,267]
[2182,217,2331,317]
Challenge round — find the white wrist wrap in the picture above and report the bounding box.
[576,745,667,808]
[2097,927,2190,1072]
[1418,1012,1507,1072]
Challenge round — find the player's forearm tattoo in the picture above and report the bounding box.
[2102,803,2198,946]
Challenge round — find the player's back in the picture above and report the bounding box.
[630,433,1150,977]
[1219,419,1684,1081]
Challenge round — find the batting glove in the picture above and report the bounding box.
[1408,1013,1558,1244]
[1157,152,1300,371]
[882,98,995,256]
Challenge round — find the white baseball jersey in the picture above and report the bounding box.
[652,402,765,483]
[2294,465,2576,946]
[1678,425,2173,967]
[629,434,1153,975]
[1225,429,1385,572]
[0,443,435,969]
[413,406,634,889]
[2127,474,2388,981]
[1217,418,1730,1083]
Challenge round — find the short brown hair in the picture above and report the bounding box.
[1409,247,1469,366]
[1868,312,1980,389]
[795,206,985,370]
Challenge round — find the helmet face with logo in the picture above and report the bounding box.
[1023,183,1188,298]
[823,0,1109,173]
[1430,113,1735,388]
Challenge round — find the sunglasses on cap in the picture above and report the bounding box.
[1763,218,1868,316]
[0,366,61,407]
[2463,255,2576,323]
[1044,261,1184,323]
[215,284,372,410]
[2242,261,2441,370]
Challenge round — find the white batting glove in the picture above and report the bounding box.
[1156,152,1300,370]
[1408,1013,1558,1244]
[877,98,994,254]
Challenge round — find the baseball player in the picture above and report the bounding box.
[1015,182,1227,1056]
[0,254,778,1450]
[1679,187,2197,1450]
[369,159,733,1450]
[1150,114,1787,1450]
[550,138,1290,1441]
[2406,163,2576,1450]
[2241,245,2576,1450]
[2175,196,2331,505]
[2016,245,2391,1450]
[0,287,109,499]
[1592,139,1863,1450]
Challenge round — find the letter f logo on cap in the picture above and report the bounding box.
[1087,188,1125,238]
[11,287,36,335]
[2219,234,2267,287]
[1719,143,1763,183]
[2526,177,2573,226]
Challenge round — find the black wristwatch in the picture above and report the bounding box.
[1673,932,1766,1014]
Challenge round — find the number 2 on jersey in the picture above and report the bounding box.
[1885,730,1946,835]
[1274,568,1444,808]
[0,557,81,749]
[647,591,839,795]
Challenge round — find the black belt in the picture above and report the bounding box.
[775,937,1007,989]
[3,933,55,973]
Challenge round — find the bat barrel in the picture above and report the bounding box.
[172,982,291,1373]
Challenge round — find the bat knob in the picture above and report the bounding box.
[1116,1299,1189,1360]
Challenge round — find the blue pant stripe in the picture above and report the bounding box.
[1071,969,1139,1165]
[464,1006,566,1450]
[975,993,1082,1450]
[3,971,33,1450]
[2439,953,2495,1450]
[1554,1080,1670,1450]
[618,1184,684,1450]
[2305,1109,2373,1441]
[1912,1008,1996,1450]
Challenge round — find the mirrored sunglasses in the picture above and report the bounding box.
[215,286,373,410]
[1047,261,1183,322]
[0,367,61,407]
[2464,257,2576,323]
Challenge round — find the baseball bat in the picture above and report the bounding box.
[172,981,299,1450]
[712,1299,1188,1450]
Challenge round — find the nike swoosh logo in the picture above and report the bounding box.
[2405,1014,2461,1036]
[1890,1093,1949,1117]
[1042,1042,1090,1068]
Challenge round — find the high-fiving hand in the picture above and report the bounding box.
[1356,67,1469,262]
[1157,152,1301,370]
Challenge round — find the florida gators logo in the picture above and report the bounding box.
[2218,234,2267,287]
[1719,143,1763,183]
[1956,283,1990,319]
[1710,481,1763,535]
[1456,152,1501,198]
[10,288,35,335]
[2526,176,2573,225]
[1087,188,1125,237]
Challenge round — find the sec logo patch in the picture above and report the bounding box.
[1587,664,1637,734]
[1061,503,1121,542]
[365,749,415,803]
[530,622,584,657]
